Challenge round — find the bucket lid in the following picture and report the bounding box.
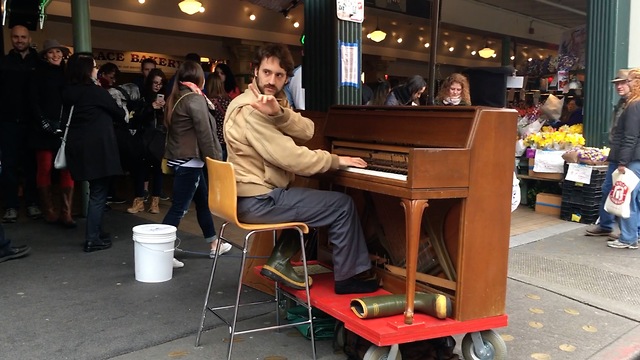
[132,224,177,236]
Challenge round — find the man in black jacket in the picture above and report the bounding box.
[0,24,41,222]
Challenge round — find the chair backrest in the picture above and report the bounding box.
[206,157,241,226]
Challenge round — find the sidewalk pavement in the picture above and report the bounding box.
[2,204,640,360]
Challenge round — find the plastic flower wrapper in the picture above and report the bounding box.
[577,146,608,164]
[557,55,578,71]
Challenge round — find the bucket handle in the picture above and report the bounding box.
[136,237,181,253]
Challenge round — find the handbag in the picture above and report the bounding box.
[54,105,74,170]
[604,168,640,218]
[161,92,195,175]
[142,119,166,163]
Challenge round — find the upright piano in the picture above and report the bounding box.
[316,105,518,324]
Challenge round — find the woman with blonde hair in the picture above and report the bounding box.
[606,68,640,249]
[435,73,471,106]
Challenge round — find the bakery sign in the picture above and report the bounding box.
[93,49,183,74]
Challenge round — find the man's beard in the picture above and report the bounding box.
[257,79,280,95]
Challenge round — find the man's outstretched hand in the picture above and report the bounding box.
[249,83,282,116]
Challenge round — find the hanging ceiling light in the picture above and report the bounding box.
[368,17,386,43]
[478,42,495,58]
[179,0,202,15]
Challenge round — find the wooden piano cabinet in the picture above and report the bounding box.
[318,106,517,324]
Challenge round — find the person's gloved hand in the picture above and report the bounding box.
[41,117,56,133]
[41,117,63,135]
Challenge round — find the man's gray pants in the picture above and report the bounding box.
[236,187,371,281]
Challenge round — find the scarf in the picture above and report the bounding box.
[180,81,215,111]
[442,96,461,106]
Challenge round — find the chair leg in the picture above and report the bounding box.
[226,232,251,360]
[195,226,226,347]
[273,230,282,328]
[296,228,317,360]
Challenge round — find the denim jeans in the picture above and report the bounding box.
[162,166,215,242]
[598,162,618,231]
[86,177,110,243]
[133,160,163,197]
[0,121,37,208]
[618,161,640,245]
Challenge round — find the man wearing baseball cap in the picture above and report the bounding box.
[585,68,632,238]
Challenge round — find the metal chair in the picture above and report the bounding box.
[195,157,316,360]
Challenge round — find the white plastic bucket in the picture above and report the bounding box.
[132,224,177,283]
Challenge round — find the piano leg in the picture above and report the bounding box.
[400,198,428,325]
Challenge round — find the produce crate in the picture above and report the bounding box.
[561,184,603,207]
[562,164,608,188]
[560,202,599,224]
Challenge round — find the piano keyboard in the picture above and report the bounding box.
[344,167,408,182]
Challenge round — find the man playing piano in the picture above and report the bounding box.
[224,43,379,294]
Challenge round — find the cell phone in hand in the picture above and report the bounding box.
[156,94,165,102]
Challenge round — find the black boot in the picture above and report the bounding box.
[260,229,312,290]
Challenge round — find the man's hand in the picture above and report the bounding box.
[618,165,626,174]
[249,83,282,116]
[339,156,367,168]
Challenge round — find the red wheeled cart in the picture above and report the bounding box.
[285,271,508,360]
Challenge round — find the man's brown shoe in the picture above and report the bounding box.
[585,226,612,236]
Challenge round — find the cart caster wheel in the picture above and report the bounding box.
[461,330,507,360]
[363,344,402,360]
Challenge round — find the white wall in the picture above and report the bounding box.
[441,0,566,45]
[629,1,640,67]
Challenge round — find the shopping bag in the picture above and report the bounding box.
[511,172,521,212]
[54,143,67,169]
[286,305,336,340]
[604,168,640,218]
[54,105,74,170]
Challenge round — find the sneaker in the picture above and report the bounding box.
[585,226,612,236]
[106,196,126,204]
[2,208,18,223]
[143,189,150,203]
[159,192,170,201]
[209,242,232,258]
[172,258,184,268]
[608,232,620,241]
[607,240,638,249]
[27,205,42,220]
[0,245,31,263]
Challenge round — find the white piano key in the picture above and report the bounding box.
[343,167,408,181]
